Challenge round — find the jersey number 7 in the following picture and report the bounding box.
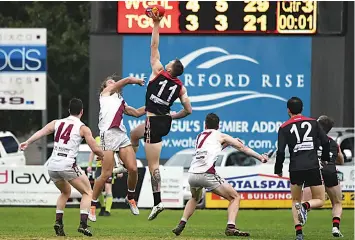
[196,131,212,149]
[54,122,74,144]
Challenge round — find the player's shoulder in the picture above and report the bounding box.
[280,116,316,129]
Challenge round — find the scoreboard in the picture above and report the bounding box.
[116,1,344,35]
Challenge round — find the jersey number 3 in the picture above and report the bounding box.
[54,122,74,144]
[290,122,313,143]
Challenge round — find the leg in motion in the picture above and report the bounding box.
[53,179,71,237]
[146,141,164,220]
[213,183,248,237]
[130,123,145,153]
[90,150,114,222]
[104,182,113,216]
[327,184,343,237]
[98,192,106,216]
[291,184,305,240]
[70,174,94,237]
[172,187,202,236]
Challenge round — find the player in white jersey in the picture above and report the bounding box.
[172,113,268,237]
[90,74,146,221]
[20,98,104,237]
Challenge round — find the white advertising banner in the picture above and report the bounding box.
[0,166,58,205]
[0,28,47,110]
[138,166,184,208]
[206,164,354,209]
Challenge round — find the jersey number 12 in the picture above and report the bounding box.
[54,122,74,144]
[290,122,313,143]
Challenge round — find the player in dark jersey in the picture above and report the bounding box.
[302,115,344,237]
[275,97,331,240]
[145,17,192,221]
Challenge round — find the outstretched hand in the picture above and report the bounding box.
[19,141,29,151]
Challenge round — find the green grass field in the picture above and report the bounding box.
[0,208,353,240]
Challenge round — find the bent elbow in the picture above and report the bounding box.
[186,108,192,115]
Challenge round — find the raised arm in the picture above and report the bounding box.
[124,105,146,118]
[20,120,56,150]
[80,126,104,159]
[170,87,192,120]
[150,20,164,77]
[221,133,267,163]
[102,77,145,96]
[275,127,286,176]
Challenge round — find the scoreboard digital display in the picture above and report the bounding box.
[117,1,318,35]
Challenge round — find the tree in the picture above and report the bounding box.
[0,2,90,136]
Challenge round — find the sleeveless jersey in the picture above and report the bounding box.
[47,116,84,171]
[98,93,126,132]
[145,70,183,115]
[189,129,223,174]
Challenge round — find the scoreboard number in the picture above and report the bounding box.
[215,0,228,12]
[215,15,228,31]
[186,1,200,13]
[244,1,270,13]
[186,14,199,31]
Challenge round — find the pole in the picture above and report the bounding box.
[58,94,62,119]
[41,110,47,164]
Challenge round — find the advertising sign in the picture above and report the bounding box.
[137,166,184,208]
[122,36,311,159]
[0,166,57,205]
[205,165,354,209]
[0,28,47,110]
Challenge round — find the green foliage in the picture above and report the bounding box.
[0,2,90,136]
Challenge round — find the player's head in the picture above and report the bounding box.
[287,97,303,117]
[205,113,220,130]
[166,59,184,77]
[69,98,83,118]
[100,73,121,93]
[318,115,334,134]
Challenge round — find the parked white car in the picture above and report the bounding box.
[0,131,26,166]
[164,147,262,207]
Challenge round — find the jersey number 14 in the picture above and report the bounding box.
[54,122,74,144]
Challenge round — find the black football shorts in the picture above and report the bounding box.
[290,168,323,187]
[144,115,172,144]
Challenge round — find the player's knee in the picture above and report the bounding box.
[61,189,71,198]
[232,192,241,202]
[127,162,138,174]
[101,169,112,180]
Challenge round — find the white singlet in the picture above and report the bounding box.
[47,116,84,171]
[98,93,127,133]
[189,129,223,174]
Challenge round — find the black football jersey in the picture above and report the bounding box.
[319,137,339,173]
[145,71,183,115]
[275,115,331,173]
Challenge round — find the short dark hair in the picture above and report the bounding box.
[318,115,334,134]
[171,59,184,77]
[69,98,83,115]
[100,73,121,92]
[287,97,303,115]
[205,113,219,130]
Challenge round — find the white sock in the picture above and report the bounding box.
[227,221,235,225]
[181,217,187,222]
[56,209,64,214]
[92,199,98,202]
[80,209,89,215]
[128,189,135,192]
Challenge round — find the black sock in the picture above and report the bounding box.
[227,224,235,229]
[295,224,302,235]
[302,202,310,210]
[100,207,105,212]
[91,200,99,207]
[179,220,186,226]
[333,217,340,229]
[153,192,161,206]
[127,190,135,200]
[80,213,88,226]
[56,213,63,224]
